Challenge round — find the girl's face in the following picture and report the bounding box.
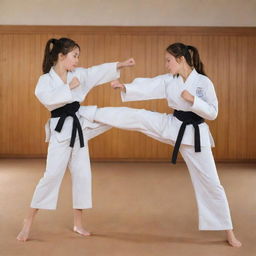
[165,51,181,75]
[59,47,80,71]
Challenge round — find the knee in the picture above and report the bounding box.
[41,169,65,182]
[71,170,91,181]
[206,181,226,199]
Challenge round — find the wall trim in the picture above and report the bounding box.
[0,25,256,36]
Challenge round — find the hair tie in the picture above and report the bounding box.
[49,39,57,52]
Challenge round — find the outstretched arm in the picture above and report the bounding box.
[111,74,173,102]
[78,58,135,95]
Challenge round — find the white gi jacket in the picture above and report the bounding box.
[121,69,218,147]
[35,62,120,143]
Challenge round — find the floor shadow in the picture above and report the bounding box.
[92,231,227,246]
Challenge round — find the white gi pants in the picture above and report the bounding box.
[94,107,233,230]
[31,134,92,210]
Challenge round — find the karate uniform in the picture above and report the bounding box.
[94,69,233,230]
[31,62,120,210]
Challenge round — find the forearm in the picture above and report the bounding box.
[121,75,168,102]
[191,96,218,120]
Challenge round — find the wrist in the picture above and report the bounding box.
[189,95,195,103]
[117,62,123,70]
[69,83,75,89]
[121,85,126,93]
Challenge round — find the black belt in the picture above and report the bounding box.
[171,110,204,164]
[51,101,84,148]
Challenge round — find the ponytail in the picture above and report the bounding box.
[42,38,80,74]
[166,43,206,76]
[42,38,58,74]
[187,45,206,75]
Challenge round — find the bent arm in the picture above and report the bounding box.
[190,81,218,120]
[35,76,73,106]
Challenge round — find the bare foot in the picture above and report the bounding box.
[73,226,91,236]
[17,219,33,242]
[226,230,242,248]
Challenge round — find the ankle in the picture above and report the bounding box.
[74,224,83,228]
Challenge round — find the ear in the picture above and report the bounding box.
[176,56,184,64]
[58,52,65,61]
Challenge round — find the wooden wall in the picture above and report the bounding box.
[0,26,255,161]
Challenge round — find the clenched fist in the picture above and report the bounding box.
[181,90,194,103]
[69,77,80,89]
[117,58,136,69]
[111,80,126,92]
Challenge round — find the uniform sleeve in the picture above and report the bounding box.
[190,79,218,120]
[35,75,73,106]
[121,74,171,102]
[78,62,120,93]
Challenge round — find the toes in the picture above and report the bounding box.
[227,239,242,248]
[17,231,29,242]
[73,226,91,236]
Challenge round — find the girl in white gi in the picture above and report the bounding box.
[17,38,135,242]
[94,43,241,247]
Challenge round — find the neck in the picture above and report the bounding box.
[53,64,67,77]
[179,65,193,82]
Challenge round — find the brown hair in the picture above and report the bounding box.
[166,42,206,75]
[42,38,80,74]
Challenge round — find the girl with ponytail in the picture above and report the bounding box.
[93,42,241,247]
[17,37,135,242]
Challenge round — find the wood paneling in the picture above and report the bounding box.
[0,26,255,161]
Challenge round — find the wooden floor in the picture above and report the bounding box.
[0,159,255,256]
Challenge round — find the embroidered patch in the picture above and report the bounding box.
[196,87,205,98]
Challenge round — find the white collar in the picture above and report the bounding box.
[178,68,198,87]
[49,67,72,84]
